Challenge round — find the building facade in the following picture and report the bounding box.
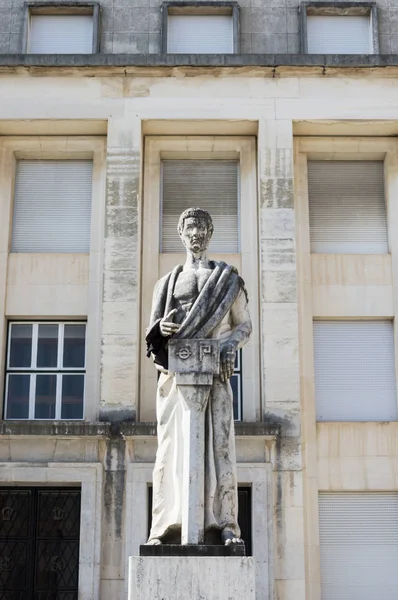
[0,1,398,599]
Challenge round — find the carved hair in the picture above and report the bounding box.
[177,207,214,236]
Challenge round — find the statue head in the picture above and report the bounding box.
[177,207,214,254]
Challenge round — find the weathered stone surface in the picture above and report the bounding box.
[2,54,398,68]
[128,556,255,600]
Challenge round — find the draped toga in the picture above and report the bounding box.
[146,261,246,543]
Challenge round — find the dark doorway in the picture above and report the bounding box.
[147,485,253,555]
[0,487,81,600]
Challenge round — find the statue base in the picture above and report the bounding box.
[128,556,255,600]
[139,543,245,557]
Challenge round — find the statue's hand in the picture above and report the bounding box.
[159,309,181,337]
[219,342,237,382]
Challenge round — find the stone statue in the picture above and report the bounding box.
[145,207,252,546]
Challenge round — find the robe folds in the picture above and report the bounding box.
[146,261,245,543]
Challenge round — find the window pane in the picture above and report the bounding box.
[308,161,387,254]
[9,324,32,368]
[35,374,56,419]
[63,325,86,368]
[307,15,371,54]
[319,492,398,599]
[162,160,239,253]
[29,15,94,54]
[12,160,93,253]
[37,324,58,368]
[61,375,84,419]
[167,15,233,53]
[231,374,241,421]
[6,374,30,419]
[313,321,397,421]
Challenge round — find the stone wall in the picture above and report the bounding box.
[1,0,398,55]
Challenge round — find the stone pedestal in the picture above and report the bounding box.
[128,556,256,600]
[168,338,220,545]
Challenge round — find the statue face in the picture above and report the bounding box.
[180,217,212,253]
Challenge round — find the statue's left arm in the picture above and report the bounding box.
[220,287,252,382]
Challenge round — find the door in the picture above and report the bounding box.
[0,487,81,600]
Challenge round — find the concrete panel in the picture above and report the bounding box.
[128,556,256,600]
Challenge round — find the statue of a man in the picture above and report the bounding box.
[145,207,252,546]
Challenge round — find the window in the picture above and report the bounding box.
[313,321,397,422]
[0,487,81,598]
[231,349,242,421]
[300,3,378,54]
[5,322,86,420]
[141,136,259,422]
[12,160,93,253]
[319,492,398,600]
[26,5,99,54]
[161,159,239,253]
[308,161,388,254]
[163,2,239,54]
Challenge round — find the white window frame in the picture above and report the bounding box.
[0,136,106,422]
[5,321,86,420]
[299,2,379,54]
[140,136,259,422]
[25,3,100,54]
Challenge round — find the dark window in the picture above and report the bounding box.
[147,484,252,555]
[238,487,252,556]
[231,348,242,421]
[5,322,86,420]
[0,487,81,599]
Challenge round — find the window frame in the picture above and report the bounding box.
[299,2,379,54]
[0,135,106,423]
[295,136,398,600]
[23,2,100,54]
[140,136,259,422]
[161,1,240,54]
[5,321,87,421]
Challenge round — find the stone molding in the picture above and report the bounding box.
[0,420,280,437]
[0,461,102,600]
[0,53,397,69]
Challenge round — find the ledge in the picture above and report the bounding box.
[0,53,397,76]
[235,422,280,437]
[0,420,112,437]
[0,420,280,437]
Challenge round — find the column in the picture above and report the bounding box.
[258,119,306,600]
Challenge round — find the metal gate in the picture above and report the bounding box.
[0,488,81,600]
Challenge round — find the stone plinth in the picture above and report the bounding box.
[128,556,255,600]
[139,544,245,557]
